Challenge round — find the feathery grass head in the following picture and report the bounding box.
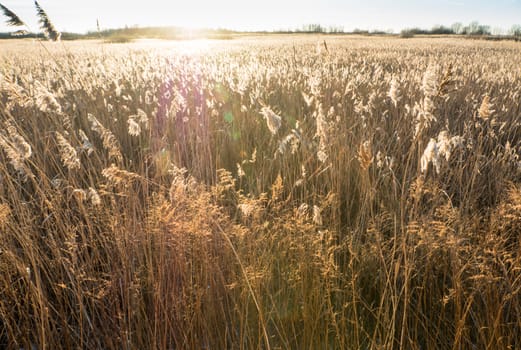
[388,77,402,107]
[34,0,60,41]
[56,132,80,170]
[260,106,282,135]
[0,131,32,179]
[88,187,102,206]
[88,114,123,162]
[102,164,140,185]
[478,95,494,120]
[357,140,373,171]
[312,205,323,225]
[420,138,440,174]
[127,117,141,136]
[0,3,26,27]
[422,62,439,98]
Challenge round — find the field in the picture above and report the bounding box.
[1,35,521,349]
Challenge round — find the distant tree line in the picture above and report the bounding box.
[1,21,521,40]
[295,24,345,34]
[280,21,521,38]
[400,22,521,38]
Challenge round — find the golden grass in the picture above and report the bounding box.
[0,36,521,349]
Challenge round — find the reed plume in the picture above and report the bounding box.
[127,117,141,136]
[56,132,80,170]
[478,95,494,120]
[312,205,323,225]
[102,164,140,185]
[0,132,31,178]
[388,77,402,107]
[34,0,60,41]
[0,3,25,27]
[88,114,123,162]
[260,106,282,135]
[88,187,102,206]
[358,140,373,170]
[420,138,440,174]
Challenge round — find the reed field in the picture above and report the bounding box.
[1,35,521,349]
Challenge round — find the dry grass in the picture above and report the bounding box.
[0,36,521,349]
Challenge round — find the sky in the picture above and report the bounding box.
[0,0,520,34]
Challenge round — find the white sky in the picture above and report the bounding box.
[0,0,520,33]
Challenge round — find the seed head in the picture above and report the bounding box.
[260,106,282,135]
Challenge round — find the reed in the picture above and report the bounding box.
[0,35,520,349]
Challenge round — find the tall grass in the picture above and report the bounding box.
[0,36,521,348]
